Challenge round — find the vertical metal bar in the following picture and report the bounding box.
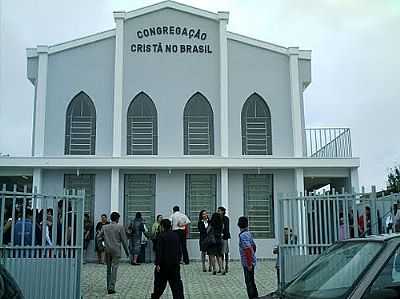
[42,195,48,257]
[323,195,328,244]
[332,190,338,242]
[71,194,76,247]
[343,194,349,239]
[52,196,57,249]
[32,187,37,248]
[352,194,358,238]
[21,185,27,246]
[11,184,17,246]
[0,184,6,246]
[62,194,66,247]
[317,197,322,249]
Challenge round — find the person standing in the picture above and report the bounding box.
[83,214,93,263]
[127,212,145,265]
[95,214,110,264]
[151,219,184,299]
[170,206,190,265]
[97,212,129,295]
[238,216,258,299]
[151,215,163,253]
[197,210,210,272]
[218,206,231,273]
[207,212,224,275]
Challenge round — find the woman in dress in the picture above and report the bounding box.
[197,210,210,272]
[206,212,225,275]
[127,212,145,265]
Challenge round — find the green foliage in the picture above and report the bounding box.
[388,166,400,192]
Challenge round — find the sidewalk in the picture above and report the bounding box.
[81,260,277,298]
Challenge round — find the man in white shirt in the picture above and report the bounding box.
[170,206,191,264]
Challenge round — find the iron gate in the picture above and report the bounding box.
[0,185,85,299]
[277,188,400,289]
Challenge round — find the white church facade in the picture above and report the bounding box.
[0,1,360,258]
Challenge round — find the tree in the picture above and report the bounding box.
[387,166,400,193]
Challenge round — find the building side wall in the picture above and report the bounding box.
[122,9,220,156]
[227,39,294,157]
[44,37,116,156]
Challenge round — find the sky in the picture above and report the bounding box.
[0,0,399,190]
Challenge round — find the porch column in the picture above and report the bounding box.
[295,168,305,246]
[350,167,359,193]
[289,47,304,157]
[112,12,125,157]
[218,11,229,157]
[110,168,120,213]
[221,168,229,214]
[32,168,43,193]
[33,46,49,157]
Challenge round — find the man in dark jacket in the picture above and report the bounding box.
[218,206,231,273]
[151,219,184,299]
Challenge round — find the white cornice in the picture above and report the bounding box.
[26,29,116,58]
[0,156,360,169]
[227,32,311,60]
[124,0,219,21]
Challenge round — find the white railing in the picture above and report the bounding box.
[305,128,352,158]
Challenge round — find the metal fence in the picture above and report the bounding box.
[277,187,400,289]
[305,128,352,158]
[0,184,85,299]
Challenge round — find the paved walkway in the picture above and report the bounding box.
[82,260,277,298]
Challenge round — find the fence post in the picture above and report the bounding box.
[371,186,378,235]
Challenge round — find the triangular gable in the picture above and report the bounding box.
[123,0,220,22]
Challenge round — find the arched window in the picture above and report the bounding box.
[241,93,272,155]
[65,92,96,155]
[127,92,158,155]
[184,92,214,155]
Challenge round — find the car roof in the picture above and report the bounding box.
[341,233,400,243]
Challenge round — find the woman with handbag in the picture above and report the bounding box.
[206,212,225,275]
[198,210,211,272]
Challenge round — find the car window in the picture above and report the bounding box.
[285,241,383,299]
[363,246,400,299]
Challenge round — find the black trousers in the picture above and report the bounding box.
[243,266,258,299]
[175,230,189,264]
[151,264,184,299]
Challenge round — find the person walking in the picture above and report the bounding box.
[197,210,211,272]
[151,219,184,299]
[151,215,163,253]
[83,214,93,263]
[127,212,145,265]
[97,212,129,295]
[238,216,258,299]
[95,214,110,264]
[170,206,190,265]
[207,212,224,275]
[218,206,231,273]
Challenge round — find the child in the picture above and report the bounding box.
[238,216,258,299]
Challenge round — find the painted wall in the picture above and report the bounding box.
[227,39,294,157]
[122,9,220,156]
[44,37,116,156]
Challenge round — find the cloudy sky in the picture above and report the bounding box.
[0,0,399,189]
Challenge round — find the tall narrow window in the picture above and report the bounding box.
[241,93,272,155]
[185,174,217,239]
[124,174,156,226]
[64,174,95,219]
[127,92,158,155]
[184,93,214,155]
[244,174,274,238]
[65,92,96,155]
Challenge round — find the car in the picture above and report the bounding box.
[261,234,400,299]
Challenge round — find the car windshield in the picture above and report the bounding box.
[284,241,384,299]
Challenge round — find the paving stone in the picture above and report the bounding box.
[81,260,277,298]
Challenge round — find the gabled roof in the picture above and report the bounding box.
[26,0,311,60]
[123,0,223,22]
